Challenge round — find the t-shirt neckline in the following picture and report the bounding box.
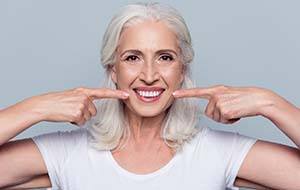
[106,149,179,180]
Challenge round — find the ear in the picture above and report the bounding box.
[110,65,117,84]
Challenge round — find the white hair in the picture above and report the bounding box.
[87,2,203,153]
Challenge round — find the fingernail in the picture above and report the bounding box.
[172,91,177,96]
[123,92,129,97]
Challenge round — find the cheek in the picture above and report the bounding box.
[162,68,183,89]
[116,66,140,88]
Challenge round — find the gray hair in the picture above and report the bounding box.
[87,2,203,153]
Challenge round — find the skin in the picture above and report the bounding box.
[109,20,184,173]
[1,20,300,189]
[0,88,129,187]
[173,85,300,189]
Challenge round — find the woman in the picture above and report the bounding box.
[0,2,300,190]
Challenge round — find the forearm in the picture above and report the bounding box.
[234,177,272,190]
[2,174,51,190]
[260,93,300,148]
[0,97,43,146]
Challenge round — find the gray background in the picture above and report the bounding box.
[0,0,300,189]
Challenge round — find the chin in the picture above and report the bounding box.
[124,103,165,117]
[123,97,174,118]
[135,107,165,117]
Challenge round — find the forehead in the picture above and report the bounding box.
[117,20,179,53]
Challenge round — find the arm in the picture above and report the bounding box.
[234,177,271,190]
[259,92,300,148]
[237,91,300,189]
[0,89,85,187]
[0,87,127,188]
[0,98,43,146]
[173,85,300,189]
[2,174,51,190]
[0,99,50,187]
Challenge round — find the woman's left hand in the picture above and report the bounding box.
[172,85,277,124]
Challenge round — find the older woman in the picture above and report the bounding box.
[0,2,300,190]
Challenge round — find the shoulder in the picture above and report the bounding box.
[184,126,257,158]
[33,127,87,140]
[31,127,89,168]
[31,127,88,152]
[185,126,235,147]
[193,126,256,145]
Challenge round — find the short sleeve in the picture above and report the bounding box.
[204,128,258,190]
[31,128,87,189]
[224,132,257,189]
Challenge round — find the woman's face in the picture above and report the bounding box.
[111,20,184,117]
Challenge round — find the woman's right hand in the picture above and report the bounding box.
[26,87,129,126]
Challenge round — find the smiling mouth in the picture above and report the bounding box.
[133,87,165,103]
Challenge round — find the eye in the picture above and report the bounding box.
[159,54,174,61]
[125,55,139,62]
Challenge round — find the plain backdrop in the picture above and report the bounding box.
[1,0,299,150]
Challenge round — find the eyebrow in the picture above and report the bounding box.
[119,49,178,57]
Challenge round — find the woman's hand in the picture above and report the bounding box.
[172,85,278,124]
[27,87,129,126]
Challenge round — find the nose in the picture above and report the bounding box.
[139,62,160,85]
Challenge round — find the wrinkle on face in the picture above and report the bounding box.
[111,20,184,143]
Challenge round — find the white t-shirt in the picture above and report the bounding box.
[32,126,257,190]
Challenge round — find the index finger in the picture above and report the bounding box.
[172,87,214,99]
[84,88,129,100]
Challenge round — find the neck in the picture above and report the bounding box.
[124,106,166,144]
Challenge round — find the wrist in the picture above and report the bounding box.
[259,92,300,120]
[18,96,46,124]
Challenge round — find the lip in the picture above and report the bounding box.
[133,86,165,91]
[133,86,165,103]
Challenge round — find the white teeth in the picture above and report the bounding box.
[136,90,162,97]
